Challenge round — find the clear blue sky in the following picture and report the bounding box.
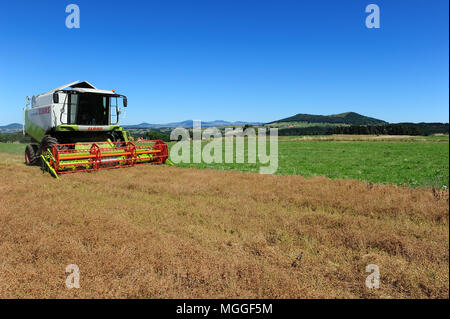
[0,0,448,125]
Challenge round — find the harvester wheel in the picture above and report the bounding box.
[40,135,58,152]
[25,144,37,166]
[39,135,58,165]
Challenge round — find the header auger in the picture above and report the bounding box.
[24,81,169,178]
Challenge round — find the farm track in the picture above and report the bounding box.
[0,153,448,298]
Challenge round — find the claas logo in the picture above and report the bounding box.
[38,107,50,115]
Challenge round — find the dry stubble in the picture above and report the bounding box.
[0,154,448,298]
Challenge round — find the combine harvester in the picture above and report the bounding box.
[23,81,169,178]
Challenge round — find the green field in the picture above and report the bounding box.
[168,135,449,188]
[1,135,448,188]
[0,143,27,155]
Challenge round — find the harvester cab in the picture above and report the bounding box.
[24,81,169,178]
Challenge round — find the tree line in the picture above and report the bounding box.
[142,130,171,142]
[0,132,31,143]
[278,123,449,136]
[2,123,448,143]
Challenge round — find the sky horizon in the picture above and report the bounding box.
[0,0,448,126]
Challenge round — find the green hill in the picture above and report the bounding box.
[269,112,387,126]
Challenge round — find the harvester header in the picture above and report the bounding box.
[24,81,169,177]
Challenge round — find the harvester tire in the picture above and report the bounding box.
[39,135,58,165]
[41,135,58,152]
[25,144,38,166]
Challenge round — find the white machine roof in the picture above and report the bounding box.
[70,81,97,89]
[70,87,117,95]
[41,81,117,96]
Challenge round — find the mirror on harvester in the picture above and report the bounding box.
[123,96,127,107]
[53,92,59,104]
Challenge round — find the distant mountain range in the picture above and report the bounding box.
[1,112,448,134]
[123,113,389,129]
[124,120,263,129]
[268,112,388,126]
[0,121,262,133]
[0,123,22,133]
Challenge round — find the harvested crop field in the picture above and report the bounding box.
[0,153,448,298]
